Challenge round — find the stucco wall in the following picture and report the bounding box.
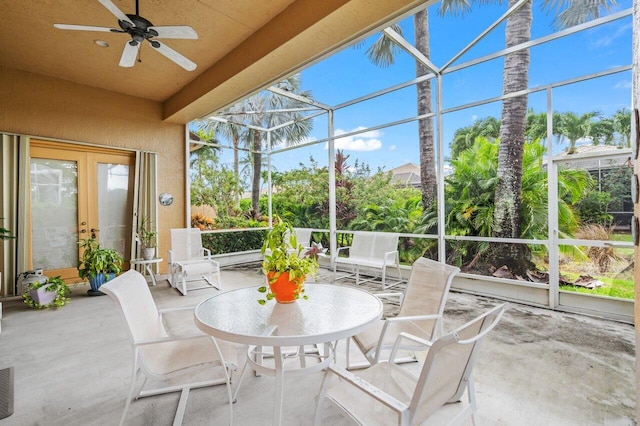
[0,65,187,273]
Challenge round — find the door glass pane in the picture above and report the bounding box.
[30,159,78,270]
[97,163,132,261]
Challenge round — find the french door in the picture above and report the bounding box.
[29,141,135,282]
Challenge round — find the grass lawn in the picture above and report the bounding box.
[559,233,634,300]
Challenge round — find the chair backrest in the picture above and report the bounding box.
[410,303,509,423]
[292,228,313,248]
[399,257,460,324]
[99,269,167,344]
[170,228,205,262]
[350,232,399,260]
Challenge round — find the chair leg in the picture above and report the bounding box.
[468,376,478,426]
[179,272,188,296]
[313,369,333,426]
[120,351,142,426]
[381,267,387,289]
[203,268,221,291]
[173,387,190,426]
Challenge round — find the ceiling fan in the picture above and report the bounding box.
[54,0,198,71]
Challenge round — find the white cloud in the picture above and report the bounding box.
[614,80,631,89]
[389,145,397,151]
[328,126,383,151]
[471,114,478,122]
[592,23,631,48]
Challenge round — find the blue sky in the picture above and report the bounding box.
[211,0,632,177]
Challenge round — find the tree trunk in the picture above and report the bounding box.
[491,0,534,275]
[414,10,437,211]
[251,132,262,216]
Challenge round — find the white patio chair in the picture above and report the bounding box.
[314,303,509,426]
[346,257,459,369]
[168,228,221,296]
[292,227,313,250]
[100,270,236,426]
[333,231,403,289]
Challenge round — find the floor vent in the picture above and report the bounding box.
[0,367,14,419]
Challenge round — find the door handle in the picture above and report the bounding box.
[90,228,99,239]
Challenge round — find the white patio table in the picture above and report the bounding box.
[194,283,383,425]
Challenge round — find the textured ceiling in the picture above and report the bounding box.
[1,0,297,102]
[0,0,431,123]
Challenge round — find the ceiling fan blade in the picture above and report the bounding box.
[98,0,134,26]
[54,24,117,32]
[151,41,197,71]
[149,25,198,40]
[119,42,140,68]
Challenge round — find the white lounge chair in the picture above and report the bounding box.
[314,303,509,426]
[168,228,221,296]
[100,270,235,426]
[346,257,459,369]
[333,231,403,289]
[292,227,313,250]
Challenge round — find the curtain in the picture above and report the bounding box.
[132,151,158,273]
[0,134,29,296]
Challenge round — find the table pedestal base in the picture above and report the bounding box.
[234,342,335,425]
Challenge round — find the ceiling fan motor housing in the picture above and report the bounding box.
[119,14,158,45]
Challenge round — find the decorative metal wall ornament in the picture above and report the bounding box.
[633,216,639,246]
[633,174,639,204]
[159,192,174,206]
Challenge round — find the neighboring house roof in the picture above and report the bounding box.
[390,163,421,187]
[552,145,634,171]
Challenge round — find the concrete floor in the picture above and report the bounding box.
[0,264,636,425]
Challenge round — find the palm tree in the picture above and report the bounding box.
[450,116,501,159]
[589,115,615,146]
[365,12,437,210]
[220,74,313,217]
[194,113,246,206]
[525,109,563,143]
[421,137,587,270]
[612,108,631,147]
[556,111,598,153]
[442,0,614,274]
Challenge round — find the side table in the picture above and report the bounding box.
[130,257,163,286]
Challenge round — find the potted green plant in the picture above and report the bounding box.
[136,215,157,260]
[77,237,123,296]
[22,276,70,309]
[259,217,318,304]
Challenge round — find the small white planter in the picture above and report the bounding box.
[28,285,57,306]
[142,247,156,260]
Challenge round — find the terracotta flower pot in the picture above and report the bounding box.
[267,271,305,303]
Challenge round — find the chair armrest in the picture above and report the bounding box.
[158,306,195,321]
[374,292,404,304]
[134,333,210,346]
[158,306,195,314]
[336,246,351,255]
[201,248,212,258]
[385,313,442,323]
[389,332,431,363]
[325,364,407,413]
[383,250,399,264]
[374,314,441,361]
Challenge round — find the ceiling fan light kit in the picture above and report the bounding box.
[54,0,198,71]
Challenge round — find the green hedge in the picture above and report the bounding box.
[201,229,268,254]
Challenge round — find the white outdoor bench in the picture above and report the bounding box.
[333,231,403,289]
